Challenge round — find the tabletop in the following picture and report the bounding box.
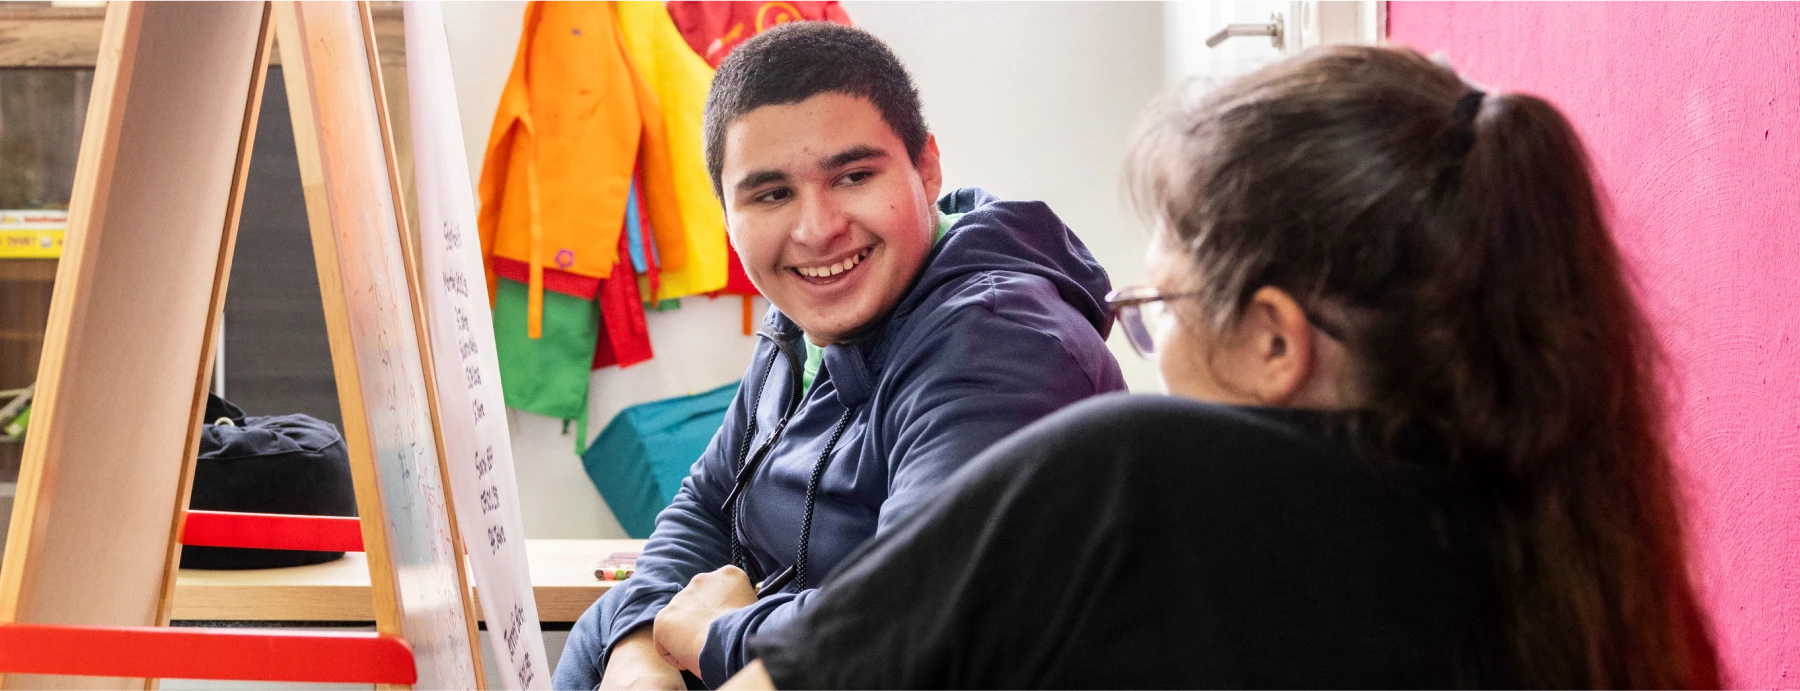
[171,539,646,622]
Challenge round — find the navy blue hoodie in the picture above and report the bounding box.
[578,188,1125,685]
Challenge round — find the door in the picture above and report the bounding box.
[1165,1,1384,88]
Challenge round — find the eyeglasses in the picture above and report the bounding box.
[1104,286,1346,360]
[1105,286,1199,359]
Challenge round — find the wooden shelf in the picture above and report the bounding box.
[0,2,103,67]
[0,258,57,282]
[0,1,406,68]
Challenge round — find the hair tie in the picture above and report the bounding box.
[1447,89,1486,157]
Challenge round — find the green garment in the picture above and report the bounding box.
[801,213,963,390]
[494,277,598,421]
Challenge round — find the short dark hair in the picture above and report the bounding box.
[703,22,928,196]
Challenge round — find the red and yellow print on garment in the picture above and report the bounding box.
[666,1,852,68]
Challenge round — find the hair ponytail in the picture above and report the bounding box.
[1451,89,1720,689]
[1130,46,1721,688]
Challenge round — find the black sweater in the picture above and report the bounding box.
[751,394,1506,688]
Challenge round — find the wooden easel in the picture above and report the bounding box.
[0,2,484,688]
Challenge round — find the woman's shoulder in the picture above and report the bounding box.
[995,393,1349,465]
[958,394,1436,516]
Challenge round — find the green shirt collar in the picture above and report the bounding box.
[801,212,964,390]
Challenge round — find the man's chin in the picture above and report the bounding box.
[788,305,882,345]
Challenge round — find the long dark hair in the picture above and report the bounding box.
[1127,46,1720,688]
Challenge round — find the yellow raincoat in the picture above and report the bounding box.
[614,1,729,301]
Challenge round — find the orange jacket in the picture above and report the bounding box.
[478,1,690,337]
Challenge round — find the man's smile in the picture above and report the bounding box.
[789,244,876,284]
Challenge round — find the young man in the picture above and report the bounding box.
[554,22,1125,690]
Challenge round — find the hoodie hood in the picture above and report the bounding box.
[902,187,1115,338]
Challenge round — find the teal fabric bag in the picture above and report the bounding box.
[582,381,739,537]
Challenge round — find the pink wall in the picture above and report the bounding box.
[1388,3,1798,687]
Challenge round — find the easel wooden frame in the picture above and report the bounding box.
[0,2,483,688]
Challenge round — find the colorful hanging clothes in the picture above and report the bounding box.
[594,230,655,370]
[492,227,653,422]
[631,173,662,299]
[721,236,759,296]
[492,176,663,300]
[478,1,692,338]
[623,178,650,274]
[495,181,653,377]
[493,256,600,300]
[493,276,598,421]
[666,1,852,68]
[494,252,653,372]
[615,1,729,301]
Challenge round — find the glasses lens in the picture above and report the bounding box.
[1117,303,1157,358]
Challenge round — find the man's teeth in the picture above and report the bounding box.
[797,248,871,278]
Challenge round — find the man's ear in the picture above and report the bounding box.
[917,133,943,201]
[1241,286,1316,405]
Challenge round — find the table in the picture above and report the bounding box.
[171,539,645,622]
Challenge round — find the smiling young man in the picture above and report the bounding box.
[553,22,1126,690]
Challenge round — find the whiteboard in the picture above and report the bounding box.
[274,2,479,687]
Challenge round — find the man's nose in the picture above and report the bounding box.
[792,191,851,249]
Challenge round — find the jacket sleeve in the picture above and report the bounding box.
[594,345,771,655]
[875,273,1124,532]
[695,274,1125,684]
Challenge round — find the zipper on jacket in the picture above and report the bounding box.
[725,326,807,582]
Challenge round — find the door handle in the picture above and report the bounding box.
[1205,13,1285,49]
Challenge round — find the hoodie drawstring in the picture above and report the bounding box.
[795,407,855,591]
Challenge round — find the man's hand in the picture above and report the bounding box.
[653,566,758,673]
[598,627,686,690]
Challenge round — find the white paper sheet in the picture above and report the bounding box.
[404,2,550,687]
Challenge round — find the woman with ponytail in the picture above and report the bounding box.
[721,46,1721,690]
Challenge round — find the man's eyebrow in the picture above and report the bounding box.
[821,145,888,171]
[734,169,790,192]
[732,146,888,192]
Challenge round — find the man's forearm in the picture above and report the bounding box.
[720,660,776,690]
[608,625,671,674]
[612,625,659,659]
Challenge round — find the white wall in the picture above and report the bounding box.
[441,1,525,190]
[441,2,1166,539]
